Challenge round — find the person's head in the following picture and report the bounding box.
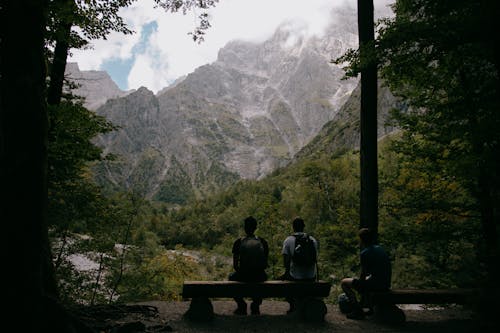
[358,228,376,247]
[244,216,257,235]
[292,217,305,232]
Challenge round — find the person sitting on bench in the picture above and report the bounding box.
[281,217,319,313]
[341,227,392,320]
[228,216,269,315]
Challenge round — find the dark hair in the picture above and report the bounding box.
[292,217,305,232]
[358,228,376,245]
[244,216,257,234]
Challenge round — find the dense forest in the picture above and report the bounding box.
[1,0,499,331]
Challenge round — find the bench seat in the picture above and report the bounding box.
[182,280,331,299]
[369,288,477,305]
[364,288,479,325]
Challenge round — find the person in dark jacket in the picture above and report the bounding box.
[341,227,392,319]
[229,216,269,315]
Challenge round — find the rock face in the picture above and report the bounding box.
[294,79,403,161]
[91,6,377,203]
[65,62,132,110]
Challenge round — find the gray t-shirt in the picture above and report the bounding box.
[282,232,319,280]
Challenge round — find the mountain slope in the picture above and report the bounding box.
[294,79,402,161]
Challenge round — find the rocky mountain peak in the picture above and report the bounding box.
[65,62,132,110]
[89,6,374,203]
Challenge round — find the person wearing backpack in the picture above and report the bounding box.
[280,217,319,313]
[229,216,269,315]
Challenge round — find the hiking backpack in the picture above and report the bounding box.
[292,233,317,266]
[239,236,267,272]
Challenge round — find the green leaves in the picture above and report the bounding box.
[48,101,116,184]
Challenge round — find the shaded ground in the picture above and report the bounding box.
[81,300,487,333]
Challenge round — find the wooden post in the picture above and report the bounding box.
[357,0,378,234]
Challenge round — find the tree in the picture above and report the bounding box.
[375,0,500,284]
[47,101,116,232]
[2,0,220,329]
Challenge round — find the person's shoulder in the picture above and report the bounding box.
[283,235,295,245]
[375,244,389,255]
[362,244,384,255]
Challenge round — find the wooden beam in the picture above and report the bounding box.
[182,280,331,299]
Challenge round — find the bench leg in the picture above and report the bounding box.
[184,297,214,322]
[373,303,406,325]
[298,298,327,322]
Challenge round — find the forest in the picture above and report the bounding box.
[1,0,499,331]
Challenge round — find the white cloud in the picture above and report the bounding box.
[69,0,394,93]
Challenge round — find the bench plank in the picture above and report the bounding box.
[182,280,331,299]
[369,288,477,305]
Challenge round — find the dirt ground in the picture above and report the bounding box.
[118,300,485,333]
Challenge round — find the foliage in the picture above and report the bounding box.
[378,0,500,277]
[48,101,116,231]
[337,0,499,281]
[46,0,135,50]
[115,247,204,302]
[378,139,483,288]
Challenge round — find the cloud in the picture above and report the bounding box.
[69,0,395,93]
[127,23,171,92]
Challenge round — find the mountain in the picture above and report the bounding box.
[294,79,403,161]
[89,5,396,203]
[65,62,132,110]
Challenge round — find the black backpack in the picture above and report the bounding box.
[292,233,317,266]
[239,236,267,272]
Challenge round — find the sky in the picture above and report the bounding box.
[69,0,393,94]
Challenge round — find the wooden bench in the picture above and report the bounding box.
[182,280,332,322]
[366,288,478,324]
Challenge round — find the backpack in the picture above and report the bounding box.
[239,236,267,272]
[292,233,317,266]
[338,293,354,314]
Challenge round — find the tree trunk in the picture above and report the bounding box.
[357,0,378,234]
[47,23,72,105]
[2,0,48,323]
[0,1,74,331]
[47,0,75,106]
